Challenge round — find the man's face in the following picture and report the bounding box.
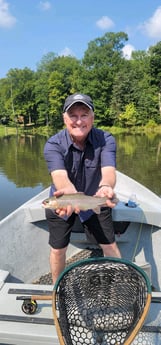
[63,104,94,142]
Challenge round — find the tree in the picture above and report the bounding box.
[149,42,161,90]
[149,42,161,118]
[81,32,128,125]
[0,78,11,118]
[36,52,57,73]
[48,71,66,129]
[6,68,36,124]
[110,50,159,126]
[119,103,137,127]
[34,71,50,125]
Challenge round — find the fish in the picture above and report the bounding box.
[42,192,118,214]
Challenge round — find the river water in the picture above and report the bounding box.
[0,132,161,221]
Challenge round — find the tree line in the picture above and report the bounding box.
[0,31,161,130]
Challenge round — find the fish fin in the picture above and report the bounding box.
[93,206,101,214]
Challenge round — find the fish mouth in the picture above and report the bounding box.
[42,199,48,207]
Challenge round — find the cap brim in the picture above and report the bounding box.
[65,101,93,112]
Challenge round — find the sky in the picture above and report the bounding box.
[1,0,161,78]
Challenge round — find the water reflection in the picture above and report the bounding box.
[115,133,161,196]
[0,132,161,220]
[0,135,50,187]
[0,134,50,220]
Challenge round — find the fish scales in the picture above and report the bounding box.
[42,193,108,213]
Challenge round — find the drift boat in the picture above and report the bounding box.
[0,171,161,344]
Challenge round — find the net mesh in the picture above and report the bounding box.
[56,259,149,345]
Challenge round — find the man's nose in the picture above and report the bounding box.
[76,117,83,123]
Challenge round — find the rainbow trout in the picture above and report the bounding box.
[42,193,118,214]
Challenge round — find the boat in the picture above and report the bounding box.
[0,170,161,344]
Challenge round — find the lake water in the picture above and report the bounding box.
[0,132,161,221]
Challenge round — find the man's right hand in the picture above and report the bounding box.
[53,189,80,217]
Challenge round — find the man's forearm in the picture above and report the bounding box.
[51,170,77,193]
[99,166,116,189]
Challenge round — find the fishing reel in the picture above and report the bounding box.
[16,296,38,314]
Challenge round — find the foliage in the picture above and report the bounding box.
[118,103,137,127]
[144,119,157,129]
[0,32,161,130]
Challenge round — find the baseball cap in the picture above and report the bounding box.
[63,93,94,112]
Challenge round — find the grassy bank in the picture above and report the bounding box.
[0,125,52,137]
[1,124,161,137]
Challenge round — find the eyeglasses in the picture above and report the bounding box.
[67,113,92,121]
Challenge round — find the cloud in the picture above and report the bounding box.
[122,44,135,60]
[59,47,74,57]
[96,16,114,30]
[0,0,16,28]
[141,6,161,39]
[39,1,51,11]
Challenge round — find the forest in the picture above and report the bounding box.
[0,31,161,131]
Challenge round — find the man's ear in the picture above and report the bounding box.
[63,113,66,124]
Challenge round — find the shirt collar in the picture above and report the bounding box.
[65,128,93,149]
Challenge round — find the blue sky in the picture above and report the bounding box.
[1,0,161,78]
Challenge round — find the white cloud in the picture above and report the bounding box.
[141,6,161,39]
[96,16,114,30]
[39,1,51,11]
[0,0,16,28]
[122,44,135,60]
[59,47,74,57]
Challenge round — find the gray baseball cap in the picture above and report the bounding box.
[63,93,94,112]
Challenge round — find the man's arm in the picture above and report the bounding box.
[98,166,116,189]
[96,166,117,208]
[50,170,79,217]
[51,170,77,193]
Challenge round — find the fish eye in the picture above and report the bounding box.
[43,199,49,204]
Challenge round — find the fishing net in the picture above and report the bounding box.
[52,257,151,345]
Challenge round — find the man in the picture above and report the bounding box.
[44,93,121,284]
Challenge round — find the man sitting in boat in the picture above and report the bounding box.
[44,93,121,284]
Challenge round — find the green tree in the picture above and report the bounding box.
[36,52,57,73]
[48,71,66,129]
[6,68,36,124]
[149,42,161,90]
[149,42,161,119]
[110,50,159,126]
[0,78,11,118]
[81,32,128,125]
[119,103,137,127]
[34,71,50,125]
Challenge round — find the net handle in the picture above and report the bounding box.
[124,293,151,345]
[52,290,66,345]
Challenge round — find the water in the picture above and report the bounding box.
[0,132,161,221]
[0,134,50,220]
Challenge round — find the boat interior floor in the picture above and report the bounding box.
[33,247,103,285]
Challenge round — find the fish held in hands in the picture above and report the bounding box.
[42,192,118,214]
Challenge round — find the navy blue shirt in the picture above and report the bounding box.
[44,127,116,221]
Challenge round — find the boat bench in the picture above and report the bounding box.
[22,200,138,223]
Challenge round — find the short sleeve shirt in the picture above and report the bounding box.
[44,127,116,221]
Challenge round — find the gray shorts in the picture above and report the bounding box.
[45,207,115,249]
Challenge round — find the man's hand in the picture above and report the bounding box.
[95,185,118,208]
[53,189,80,217]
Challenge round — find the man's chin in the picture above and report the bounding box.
[71,130,87,137]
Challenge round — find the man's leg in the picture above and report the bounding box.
[50,246,67,284]
[83,207,121,258]
[45,209,75,284]
[100,242,121,258]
